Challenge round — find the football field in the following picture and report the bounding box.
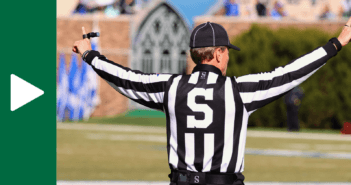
[57,123,351,183]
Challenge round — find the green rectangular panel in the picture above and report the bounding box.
[0,0,56,184]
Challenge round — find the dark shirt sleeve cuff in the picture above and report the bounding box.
[84,50,100,65]
[322,40,339,58]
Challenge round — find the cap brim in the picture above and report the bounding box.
[228,43,240,51]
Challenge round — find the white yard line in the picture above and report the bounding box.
[57,123,351,141]
[246,131,351,142]
[245,148,351,160]
[56,181,351,185]
[84,132,351,159]
[57,123,165,134]
[86,133,166,143]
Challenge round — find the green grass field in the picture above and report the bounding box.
[57,122,351,182]
[67,110,341,134]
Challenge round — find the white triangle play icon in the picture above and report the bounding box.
[11,74,44,111]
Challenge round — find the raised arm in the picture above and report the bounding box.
[236,17,351,114]
[72,27,172,111]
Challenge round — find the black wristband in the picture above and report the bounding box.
[83,32,100,39]
[85,50,100,65]
[82,50,91,61]
[329,37,342,52]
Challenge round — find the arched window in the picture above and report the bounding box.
[142,49,153,73]
[131,2,190,109]
[178,51,187,74]
[160,50,171,73]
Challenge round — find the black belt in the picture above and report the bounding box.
[169,170,245,185]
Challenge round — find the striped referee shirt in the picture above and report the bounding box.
[84,41,338,173]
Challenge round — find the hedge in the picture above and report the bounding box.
[226,24,351,129]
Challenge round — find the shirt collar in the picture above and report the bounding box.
[192,64,223,76]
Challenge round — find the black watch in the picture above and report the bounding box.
[82,50,91,61]
[329,37,342,52]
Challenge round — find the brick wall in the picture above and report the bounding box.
[57,15,346,117]
[57,15,131,117]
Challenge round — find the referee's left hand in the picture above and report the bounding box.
[72,27,92,56]
[338,17,351,47]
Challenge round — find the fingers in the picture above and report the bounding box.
[73,27,92,54]
[337,17,351,46]
[72,46,78,53]
[82,26,90,40]
[82,27,87,35]
[73,41,79,53]
[346,17,351,44]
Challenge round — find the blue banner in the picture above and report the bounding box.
[56,53,99,121]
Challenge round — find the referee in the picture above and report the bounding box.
[73,18,351,185]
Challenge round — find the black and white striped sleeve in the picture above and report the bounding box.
[235,41,338,114]
[84,50,172,111]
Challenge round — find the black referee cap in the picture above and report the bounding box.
[190,22,240,51]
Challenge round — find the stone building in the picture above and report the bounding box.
[57,0,346,117]
[57,0,190,116]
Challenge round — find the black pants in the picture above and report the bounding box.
[170,181,244,185]
[169,171,245,185]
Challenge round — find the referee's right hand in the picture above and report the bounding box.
[338,17,351,47]
[72,27,92,56]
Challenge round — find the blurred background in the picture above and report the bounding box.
[57,0,351,184]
